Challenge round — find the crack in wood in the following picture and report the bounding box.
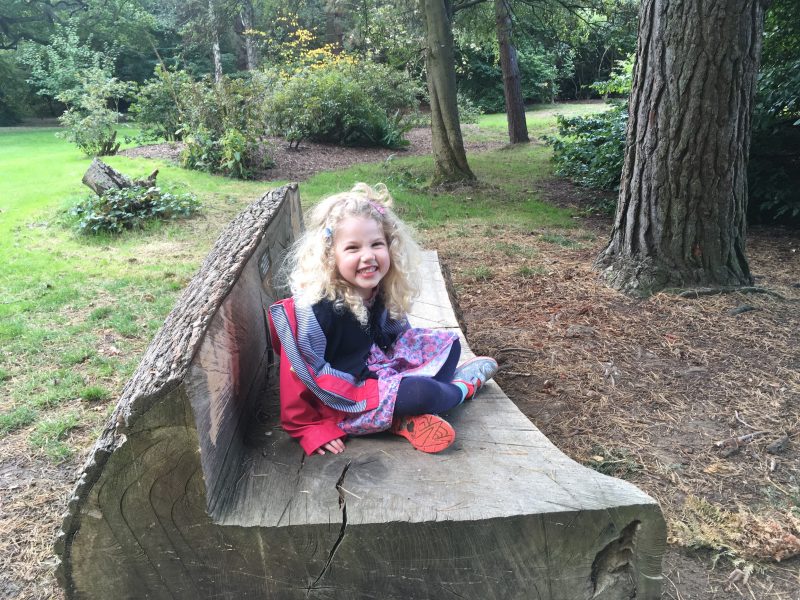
[276,451,308,527]
[275,452,306,527]
[307,461,351,592]
[437,583,467,598]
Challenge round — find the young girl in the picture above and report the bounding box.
[267,183,498,456]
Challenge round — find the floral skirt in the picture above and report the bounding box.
[337,328,459,436]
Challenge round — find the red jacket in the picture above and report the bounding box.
[267,297,382,455]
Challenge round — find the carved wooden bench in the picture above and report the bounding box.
[56,184,666,599]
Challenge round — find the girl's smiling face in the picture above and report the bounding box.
[333,216,391,300]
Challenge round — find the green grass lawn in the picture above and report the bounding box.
[476,101,610,137]
[0,126,272,454]
[0,102,599,458]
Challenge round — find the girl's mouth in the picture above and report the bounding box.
[358,265,378,275]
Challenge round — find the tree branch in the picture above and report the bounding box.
[0,0,90,49]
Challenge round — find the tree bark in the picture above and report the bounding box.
[495,0,529,144]
[240,0,257,70]
[82,159,158,196]
[421,0,475,185]
[208,0,223,83]
[325,0,345,47]
[596,0,768,296]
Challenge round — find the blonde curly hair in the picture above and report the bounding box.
[284,183,422,325]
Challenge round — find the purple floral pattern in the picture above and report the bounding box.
[337,328,459,436]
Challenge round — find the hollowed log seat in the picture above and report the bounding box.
[56,184,666,599]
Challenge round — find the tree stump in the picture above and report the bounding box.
[55,183,666,599]
[81,158,158,196]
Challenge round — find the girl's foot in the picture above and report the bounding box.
[452,356,499,400]
[390,414,455,453]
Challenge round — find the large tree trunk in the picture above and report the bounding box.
[596,0,767,296]
[56,185,666,599]
[208,0,223,83]
[421,0,475,185]
[325,0,346,47]
[495,0,528,144]
[240,0,257,70]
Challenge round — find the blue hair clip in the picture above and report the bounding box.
[323,226,333,240]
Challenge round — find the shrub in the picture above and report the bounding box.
[457,91,482,125]
[546,103,627,191]
[71,186,200,234]
[55,67,131,156]
[267,58,421,148]
[182,126,269,180]
[219,128,264,179]
[129,65,194,142]
[19,25,128,156]
[181,127,218,173]
[179,73,274,178]
[543,57,628,198]
[591,55,634,97]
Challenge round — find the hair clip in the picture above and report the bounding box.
[368,201,386,216]
[323,226,333,240]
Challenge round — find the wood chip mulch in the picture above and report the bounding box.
[120,125,505,182]
[425,178,800,599]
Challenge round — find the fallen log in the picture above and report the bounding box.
[81,158,159,196]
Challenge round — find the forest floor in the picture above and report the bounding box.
[429,181,800,600]
[3,118,799,599]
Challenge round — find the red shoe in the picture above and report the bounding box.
[390,414,455,453]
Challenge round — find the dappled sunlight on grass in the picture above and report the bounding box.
[477,101,613,138]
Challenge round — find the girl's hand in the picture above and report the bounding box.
[316,438,346,455]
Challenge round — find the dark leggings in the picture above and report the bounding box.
[393,339,464,416]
